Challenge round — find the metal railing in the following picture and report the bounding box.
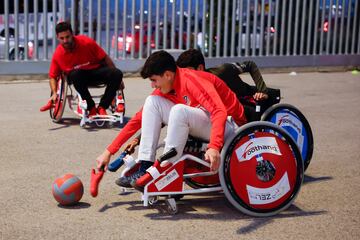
[0,0,359,74]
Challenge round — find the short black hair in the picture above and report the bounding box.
[56,21,73,35]
[176,49,205,69]
[140,50,177,79]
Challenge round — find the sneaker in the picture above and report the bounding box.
[97,106,107,116]
[88,106,97,117]
[115,161,153,188]
[116,103,125,113]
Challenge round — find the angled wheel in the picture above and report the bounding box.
[49,75,68,123]
[261,103,314,171]
[220,121,303,217]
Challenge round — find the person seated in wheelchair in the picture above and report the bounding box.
[96,50,247,189]
[176,49,280,122]
[47,22,123,117]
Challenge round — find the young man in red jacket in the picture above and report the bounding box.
[48,22,123,116]
[96,50,247,188]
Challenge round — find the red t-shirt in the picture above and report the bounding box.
[107,67,247,154]
[49,35,106,79]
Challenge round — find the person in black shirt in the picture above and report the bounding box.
[176,49,280,121]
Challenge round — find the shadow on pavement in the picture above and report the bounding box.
[303,174,333,185]
[236,205,326,234]
[98,200,143,213]
[57,202,91,209]
[48,118,80,131]
[47,116,130,131]
[96,192,326,234]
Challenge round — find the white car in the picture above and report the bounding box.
[0,28,33,60]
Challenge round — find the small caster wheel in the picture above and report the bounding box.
[80,119,86,128]
[165,198,178,215]
[148,196,159,205]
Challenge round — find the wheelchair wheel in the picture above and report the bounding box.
[261,103,314,171]
[220,121,303,217]
[49,76,68,123]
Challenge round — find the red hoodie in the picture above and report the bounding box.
[107,67,246,154]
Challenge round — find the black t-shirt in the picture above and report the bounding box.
[207,63,257,106]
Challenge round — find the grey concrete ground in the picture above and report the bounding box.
[0,71,359,240]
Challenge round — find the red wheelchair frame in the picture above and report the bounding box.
[48,73,125,127]
[113,121,303,216]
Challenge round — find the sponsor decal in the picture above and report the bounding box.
[275,113,304,149]
[246,172,291,205]
[73,61,91,70]
[154,169,179,191]
[276,113,302,135]
[236,137,282,162]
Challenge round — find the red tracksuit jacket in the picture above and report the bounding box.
[107,67,246,154]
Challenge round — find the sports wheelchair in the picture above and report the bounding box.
[107,103,313,216]
[44,73,125,127]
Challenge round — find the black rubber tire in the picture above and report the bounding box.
[49,76,68,123]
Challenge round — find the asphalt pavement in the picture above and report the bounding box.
[0,71,359,240]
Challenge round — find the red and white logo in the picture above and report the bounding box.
[276,113,302,134]
[236,137,282,162]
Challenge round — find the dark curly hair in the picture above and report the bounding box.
[140,50,177,79]
[176,49,205,69]
[56,21,73,35]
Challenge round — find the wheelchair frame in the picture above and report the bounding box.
[49,74,125,127]
[112,120,305,216]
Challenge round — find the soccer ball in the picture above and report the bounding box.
[52,174,84,205]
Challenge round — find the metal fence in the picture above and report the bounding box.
[0,0,359,74]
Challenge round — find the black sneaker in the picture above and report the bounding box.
[115,161,153,188]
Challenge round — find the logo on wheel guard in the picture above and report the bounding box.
[276,113,302,134]
[236,137,282,162]
[246,172,290,205]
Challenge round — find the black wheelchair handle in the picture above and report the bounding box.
[159,148,177,163]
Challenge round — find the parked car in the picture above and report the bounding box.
[112,24,155,55]
[0,28,33,60]
[111,22,187,57]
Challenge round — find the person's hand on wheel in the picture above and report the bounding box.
[204,148,220,171]
[50,92,57,102]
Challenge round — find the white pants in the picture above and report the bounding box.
[138,95,238,162]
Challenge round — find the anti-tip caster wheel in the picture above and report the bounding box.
[148,196,159,205]
[165,198,178,215]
